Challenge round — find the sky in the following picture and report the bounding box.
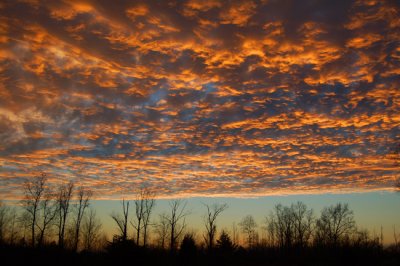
[0,0,399,243]
[91,192,400,245]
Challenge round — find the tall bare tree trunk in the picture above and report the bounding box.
[203,203,228,251]
[36,191,56,247]
[22,173,46,248]
[132,188,156,246]
[142,189,155,247]
[111,199,129,242]
[166,200,188,251]
[82,208,102,251]
[73,187,92,251]
[57,182,74,248]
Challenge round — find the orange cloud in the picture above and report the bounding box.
[0,0,398,199]
[220,1,256,26]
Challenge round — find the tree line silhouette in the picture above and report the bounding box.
[0,173,399,266]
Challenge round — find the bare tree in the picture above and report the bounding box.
[203,203,228,250]
[36,189,57,247]
[82,208,102,251]
[292,201,314,248]
[22,173,46,247]
[239,215,257,247]
[276,204,295,249]
[265,202,314,249]
[166,199,189,251]
[132,191,144,245]
[394,225,399,248]
[111,199,130,242]
[315,203,356,246]
[265,215,276,247]
[0,202,19,245]
[73,186,92,251]
[232,222,239,246]
[154,213,169,249]
[0,201,11,243]
[142,190,155,247]
[56,181,74,247]
[131,188,156,246]
[7,207,18,245]
[18,211,31,245]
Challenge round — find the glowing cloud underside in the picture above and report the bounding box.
[0,0,399,199]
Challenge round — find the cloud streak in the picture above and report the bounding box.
[0,0,399,199]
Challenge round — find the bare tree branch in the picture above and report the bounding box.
[56,181,74,248]
[165,199,189,251]
[21,173,47,247]
[239,215,257,248]
[203,203,228,250]
[315,203,355,246]
[36,188,57,247]
[154,213,169,249]
[82,208,102,251]
[73,186,92,251]
[111,199,130,242]
[130,188,155,246]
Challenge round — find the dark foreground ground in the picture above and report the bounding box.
[1,243,399,266]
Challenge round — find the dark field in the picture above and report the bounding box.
[1,241,400,266]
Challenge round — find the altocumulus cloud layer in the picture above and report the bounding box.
[0,0,399,199]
